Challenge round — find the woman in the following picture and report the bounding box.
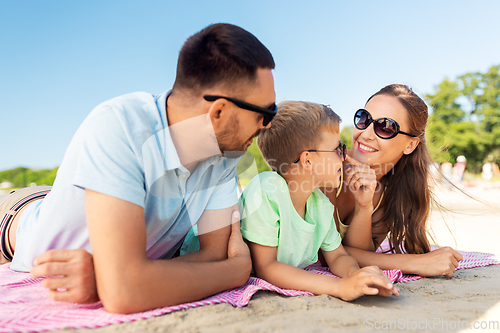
[322,84,463,277]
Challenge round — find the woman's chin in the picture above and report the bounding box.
[352,151,376,165]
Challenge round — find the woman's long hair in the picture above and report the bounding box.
[370,84,432,254]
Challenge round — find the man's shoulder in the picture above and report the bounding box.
[98,92,157,113]
[83,91,165,135]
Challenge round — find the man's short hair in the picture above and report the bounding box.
[258,101,341,174]
[173,23,275,94]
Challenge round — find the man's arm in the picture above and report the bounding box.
[172,205,237,263]
[30,204,243,306]
[33,190,251,314]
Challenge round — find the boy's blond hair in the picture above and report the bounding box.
[257,101,341,174]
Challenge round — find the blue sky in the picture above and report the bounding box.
[1,0,499,170]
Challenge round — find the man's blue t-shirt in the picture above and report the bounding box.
[11,90,239,272]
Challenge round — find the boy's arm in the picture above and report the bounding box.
[248,241,346,296]
[249,241,397,300]
[82,189,251,313]
[322,245,399,299]
[321,244,360,278]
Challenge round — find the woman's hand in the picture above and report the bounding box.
[337,266,399,301]
[410,247,463,277]
[344,155,378,210]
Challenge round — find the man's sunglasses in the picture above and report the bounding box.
[204,95,277,126]
[293,142,347,164]
[354,109,416,139]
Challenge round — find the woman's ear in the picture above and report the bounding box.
[403,137,420,155]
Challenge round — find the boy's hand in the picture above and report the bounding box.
[338,266,399,301]
[344,155,377,210]
[30,249,98,304]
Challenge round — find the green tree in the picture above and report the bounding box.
[0,167,59,188]
[340,126,353,149]
[246,139,271,173]
[426,64,500,172]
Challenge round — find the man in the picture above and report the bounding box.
[0,23,276,314]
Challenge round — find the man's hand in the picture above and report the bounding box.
[30,249,98,304]
[227,211,251,268]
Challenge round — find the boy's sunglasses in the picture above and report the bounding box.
[204,95,277,126]
[293,142,347,164]
[354,109,416,139]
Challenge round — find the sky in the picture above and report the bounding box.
[1,0,499,171]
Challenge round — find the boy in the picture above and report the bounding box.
[240,101,399,300]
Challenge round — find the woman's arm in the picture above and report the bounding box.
[344,245,463,277]
[341,155,377,250]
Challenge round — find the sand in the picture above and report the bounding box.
[35,183,500,332]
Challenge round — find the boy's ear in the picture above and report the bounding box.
[403,137,420,155]
[301,151,312,170]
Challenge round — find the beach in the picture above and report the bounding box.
[45,182,498,333]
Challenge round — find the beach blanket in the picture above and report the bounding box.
[1,246,498,333]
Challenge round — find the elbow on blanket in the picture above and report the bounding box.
[100,291,149,314]
[97,277,150,314]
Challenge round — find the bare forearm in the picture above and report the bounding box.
[327,254,359,277]
[342,207,375,251]
[171,249,227,263]
[101,256,251,314]
[256,261,341,297]
[344,246,415,273]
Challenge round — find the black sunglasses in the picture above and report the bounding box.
[293,142,347,164]
[204,95,277,126]
[354,109,416,139]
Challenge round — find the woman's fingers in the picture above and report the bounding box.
[345,165,375,185]
[345,154,363,166]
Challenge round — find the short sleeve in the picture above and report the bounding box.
[320,215,342,252]
[205,163,239,210]
[239,174,281,247]
[72,106,146,207]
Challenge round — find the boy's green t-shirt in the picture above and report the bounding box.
[240,171,341,269]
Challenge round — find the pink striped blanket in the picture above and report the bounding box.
[1,246,498,333]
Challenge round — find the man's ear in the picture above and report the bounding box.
[207,99,228,130]
[403,137,420,155]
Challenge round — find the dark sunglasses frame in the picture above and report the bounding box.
[293,142,347,164]
[204,95,277,127]
[354,109,416,139]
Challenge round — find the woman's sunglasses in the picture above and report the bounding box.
[293,142,347,164]
[354,109,416,139]
[204,95,277,126]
